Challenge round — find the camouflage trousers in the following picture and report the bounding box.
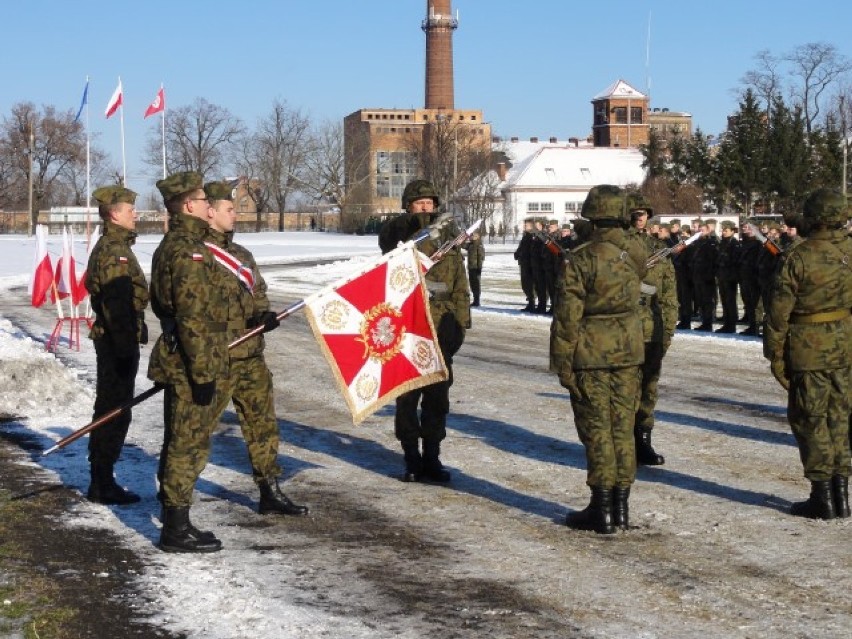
[211,356,281,483]
[570,366,640,488]
[159,383,220,507]
[635,342,665,431]
[89,338,139,466]
[787,365,852,481]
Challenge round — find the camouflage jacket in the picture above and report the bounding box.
[378,212,470,329]
[624,230,676,344]
[85,221,149,356]
[764,228,852,371]
[147,213,230,389]
[465,237,485,270]
[550,227,644,372]
[205,229,270,360]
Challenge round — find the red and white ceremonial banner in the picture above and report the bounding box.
[28,224,54,308]
[303,242,447,424]
[53,226,76,303]
[105,80,123,118]
[144,87,165,119]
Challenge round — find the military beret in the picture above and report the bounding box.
[561,223,572,230]
[691,217,702,224]
[548,219,558,226]
[204,181,234,202]
[156,171,203,201]
[704,218,717,225]
[92,185,137,206]
[648,217,661,226]
[659,223,671,230]
[767,221,781,231]
[720,220,736,230]
[669,218,681,225]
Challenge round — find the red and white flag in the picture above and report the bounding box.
[144,87,165,119]
[27,224,54,308]
[303,242,448,424]
[105,79,123,118]
[73,224,99,305]
[52,226,77,303]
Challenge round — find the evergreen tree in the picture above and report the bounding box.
[715,89,768,214]
[765,97,810,211]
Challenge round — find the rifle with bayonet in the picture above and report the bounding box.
[534,229,569,264]
[747,223,783,256]
[430,218,483,261]
[646,229,703,268]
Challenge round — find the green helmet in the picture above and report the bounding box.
[401,179,440,210]
[581,184,627,221]
[625,191,653,217]
[802,188,848,224]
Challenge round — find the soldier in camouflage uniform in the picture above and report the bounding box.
[626,197,678,466]
[203,181,308,517]
[764,188,851,520]
[84,185,149,505]
[379,180,470,483]
[148,171,230,553]
[465,230,484,306]
[551,185,644,534]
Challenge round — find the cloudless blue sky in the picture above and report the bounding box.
[3,1,851,193]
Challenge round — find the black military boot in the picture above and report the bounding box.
[831,475,851,519]
[535,303,547,314]
[634,428,665,466]
[739,324,759,336]
[613,486,630,530]
[790,480,836,520]
[714,324,736,334]
[421,440,451,483]
[401,441,423,482]
[258,479,309,516]
[565,487,615,535]
[522,302,535,313]
[159,507,222,553]
[696,323,713,332]
[675,320,692,330]
[87,463,140,505]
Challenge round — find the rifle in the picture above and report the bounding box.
[430,218,483,261]
[43,222,460,456]
[534,230,569,264]
[646,230,702,268]
[747,223,782,256]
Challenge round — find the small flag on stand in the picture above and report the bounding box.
[53,227,76,303]
[303,242,447,424]
[28,225,54,308]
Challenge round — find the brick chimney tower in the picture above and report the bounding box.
[422,0,458,110]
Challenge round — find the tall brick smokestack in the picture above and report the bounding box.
[422,0,458,110]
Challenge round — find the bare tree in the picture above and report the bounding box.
[785,42,852,135]
[0,102,86,227]
[237,100,312,231]
[740,49,784,114]
[57,145,115,206]
[145,98,244,178]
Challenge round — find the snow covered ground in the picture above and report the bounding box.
[0,230,849,638]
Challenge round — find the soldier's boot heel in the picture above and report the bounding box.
[565,487,615,535]
[87,463,140,506]
[421,440,451,483]
[831,475,851,519]
[634,428,665,466]
[790,480,836,520]
[258,479,309,516]
[159,507,222,553]
[401,441,423,482]
[613,486,630,530]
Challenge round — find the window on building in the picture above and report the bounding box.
[565,202,578,212]
[614,107,627,124]
[376,175,391,198]
[527,203,540,212]
[631,107,643,123]
[540,202,553,213]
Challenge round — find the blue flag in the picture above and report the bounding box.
[74,80,88,123]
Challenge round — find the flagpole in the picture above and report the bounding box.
[160,83,166,179]
[85,75,91,238]
[118,77,126,186]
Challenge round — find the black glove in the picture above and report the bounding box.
[191,381,216,406]
[139,321,149,345]
[257,311,280,333]
[114,356,135,379]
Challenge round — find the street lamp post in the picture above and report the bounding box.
[27,119,35,237]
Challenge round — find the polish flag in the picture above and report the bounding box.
[27,225,54,308]
[144,87,165,119]
[303,242,447,424]
[105,80,123,118]
[73,225,100,305]
[53,227,76,303]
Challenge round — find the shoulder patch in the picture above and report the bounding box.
[117,256,128,264]
[192,253,204,261]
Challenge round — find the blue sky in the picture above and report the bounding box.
[4,1,851,191]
